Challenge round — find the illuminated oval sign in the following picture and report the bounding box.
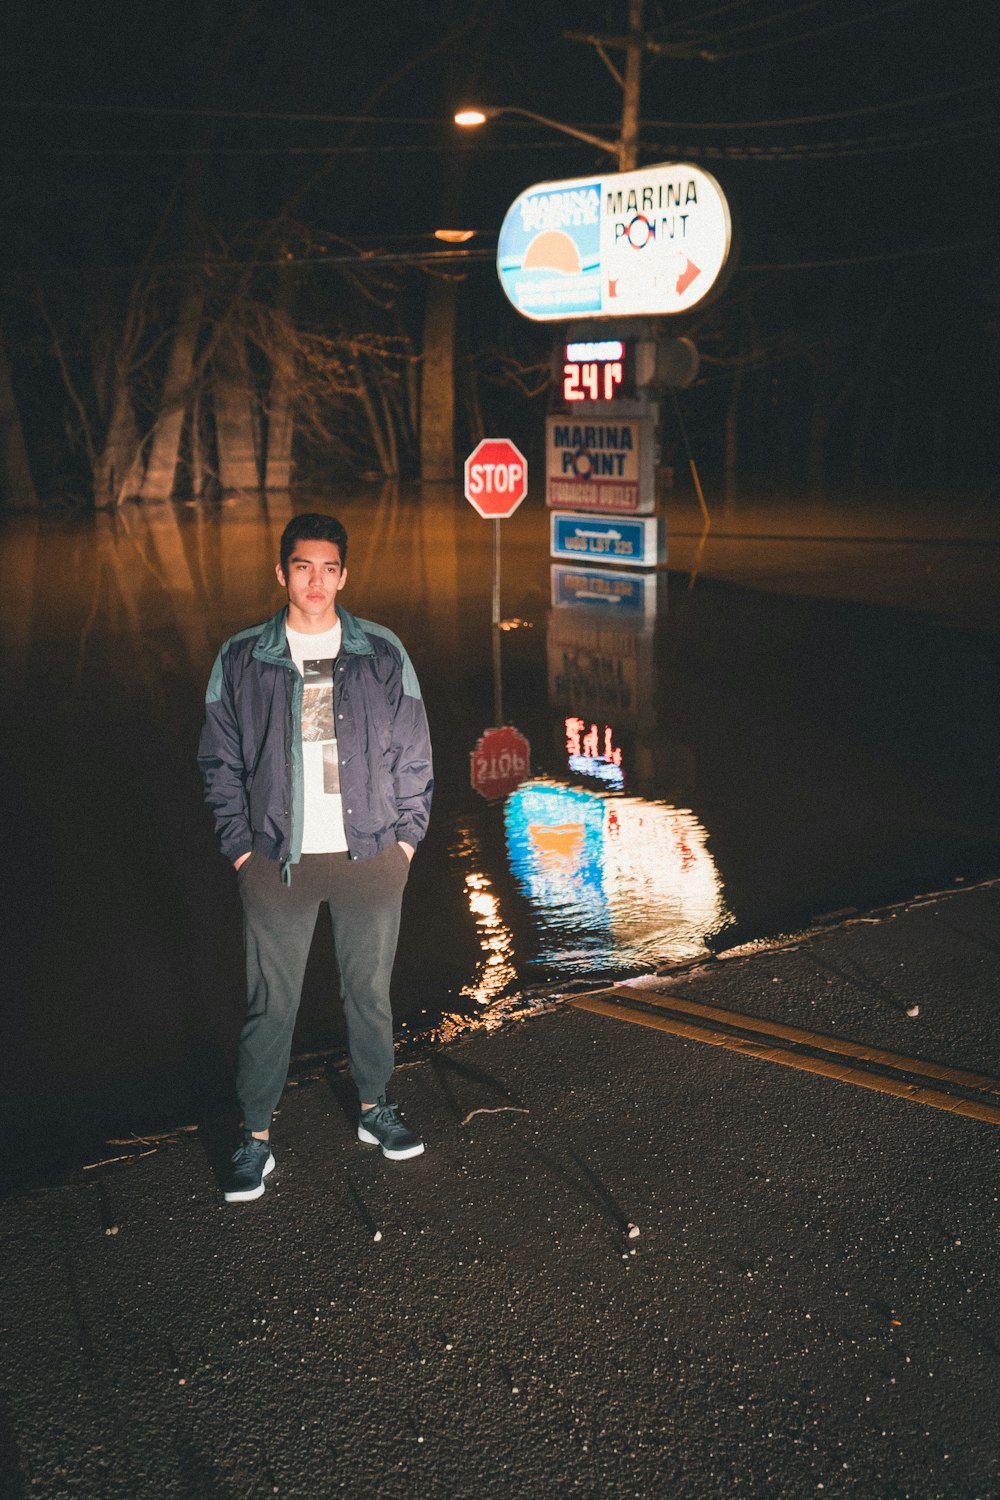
[497,162,732,322]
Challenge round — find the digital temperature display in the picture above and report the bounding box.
[562,340,634,404]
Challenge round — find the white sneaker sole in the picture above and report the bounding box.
[224,1152,275,1202]
[357,1127,424,1161]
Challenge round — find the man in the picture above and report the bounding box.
[198,512,433,1202]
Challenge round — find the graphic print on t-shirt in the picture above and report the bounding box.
[302,658,340,793]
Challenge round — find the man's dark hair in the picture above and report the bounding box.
[279,513,348,574]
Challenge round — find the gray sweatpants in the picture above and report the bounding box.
[235,846,410,1131]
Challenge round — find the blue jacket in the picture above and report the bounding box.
[198,606,433,874]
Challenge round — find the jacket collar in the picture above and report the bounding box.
[252,606,375,663]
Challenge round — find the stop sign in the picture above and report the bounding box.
[464,438,528,519]
[470,725,531,800]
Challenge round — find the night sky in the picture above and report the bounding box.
[3,0,999,492]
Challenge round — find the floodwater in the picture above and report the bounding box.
[1,484,998,1172]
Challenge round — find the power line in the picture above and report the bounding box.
[0,142,574,157]
[0,100,439,125]
[9,247,500,280]
[11,234,988,282]
[0,138,599,161]
[652,0,760,32]
[640,77,998,129]
[4,120,995,163]
[698,0,838,44]
[662,117,1000,159]
[3,75,993,136]
[742,235,991,270]
[717,0,933,59]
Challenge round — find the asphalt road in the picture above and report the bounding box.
[3,880,998,1499]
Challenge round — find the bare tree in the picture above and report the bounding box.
[0,321,38,510]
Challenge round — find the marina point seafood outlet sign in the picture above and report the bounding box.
[497,162,732,321]
[546,416,656,516]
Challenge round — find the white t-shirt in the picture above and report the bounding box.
[285,622,348,853]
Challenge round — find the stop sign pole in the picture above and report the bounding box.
[464,438,528,628]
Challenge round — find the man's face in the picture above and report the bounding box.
[276,540,347,630]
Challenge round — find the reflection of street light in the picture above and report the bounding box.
[455,105,626,168]
[433,228,476,244]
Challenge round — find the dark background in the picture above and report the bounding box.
[2,0,998,502]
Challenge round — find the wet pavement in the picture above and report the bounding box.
[1,484,999,1180]
[1,878,998,1498]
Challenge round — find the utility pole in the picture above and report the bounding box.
[565,0,645,171]
[619,0,644,171]
[565,0,714,170]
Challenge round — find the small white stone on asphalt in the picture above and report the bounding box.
[373,1230,382,1242]
[627,1223,640,1239]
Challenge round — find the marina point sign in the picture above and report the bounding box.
[497,162,732,321]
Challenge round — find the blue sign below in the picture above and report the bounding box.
[550,564,658,617]
[550,512,664,570]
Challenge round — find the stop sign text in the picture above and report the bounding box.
[470,725,531,800]
[464,438,529,520]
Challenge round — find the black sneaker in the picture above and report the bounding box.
[358,1099,424,1160]
[223,1131,275,1202]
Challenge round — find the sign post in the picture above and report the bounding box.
[464,438,529,626]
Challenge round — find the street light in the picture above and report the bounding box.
[454,105,627,170]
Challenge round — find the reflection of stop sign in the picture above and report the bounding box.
[470,725,531,800]
[464,438,529,519]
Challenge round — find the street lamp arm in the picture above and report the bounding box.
[455,104,620,159]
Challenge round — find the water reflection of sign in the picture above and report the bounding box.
[547,419,655,516]
[548,611,652,725]
[504,780,728,971]
[566,717,624,789]
[498,163,732,322]
[470,726,531,800]
[551,564,659,618]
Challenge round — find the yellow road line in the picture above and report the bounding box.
[570,994,1000,1125]
[603,986,1000,1098]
